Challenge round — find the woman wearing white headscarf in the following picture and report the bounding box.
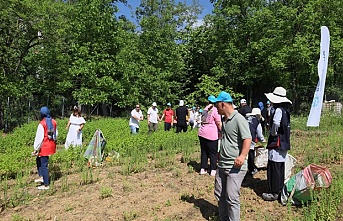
[262,87,292,201]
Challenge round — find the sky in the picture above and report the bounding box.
[116,0,214,26]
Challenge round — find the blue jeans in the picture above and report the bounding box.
[36,156,50,186]
[214,167,247,221]
[130,125,139,134]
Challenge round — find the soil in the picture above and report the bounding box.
[1,153,295,221]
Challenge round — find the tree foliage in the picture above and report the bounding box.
[1,0,343,129]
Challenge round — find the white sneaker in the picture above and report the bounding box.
[210,170,216,176]
[199,168,207,175]
[34,177,43,183]
[37,185,49,190]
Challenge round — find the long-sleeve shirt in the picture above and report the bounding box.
[34,124,58,151]
[268,108,287,162]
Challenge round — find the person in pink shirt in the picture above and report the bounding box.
[198,95,222,176]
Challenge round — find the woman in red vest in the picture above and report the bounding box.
[32,106,58,190]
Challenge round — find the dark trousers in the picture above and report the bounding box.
[189,120,194,130]
[176,122,187,133]
[267,160,285,194]
[199,136,218,171]
[36,156,50,186]
[248,149,256,172]
[164,122,172,131]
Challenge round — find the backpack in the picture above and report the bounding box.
[47,129,56,141]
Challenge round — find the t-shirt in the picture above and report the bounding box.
[189,111,197,122]
[129,109,143,128]
[175,106,188,124]
[163,109,174,123]
[218,110,252,171]
[238,105,252,117]
[147,107,159,123]
[198,105,221,141]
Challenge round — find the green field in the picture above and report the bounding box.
[1,114,343,220]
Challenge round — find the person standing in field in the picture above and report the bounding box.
[262,87,291,201]
[188,106,197,130]
[213,91,252,221]
[245,108,266,176]
[198,95,222,176]
[65,106,86,149]
[258,101,268,133]
[147,102,160,134]
[238,98,252,117]
[129,104,143,134]
[175,100,188,133]
[160,102,174,131]
[32,106,58,190]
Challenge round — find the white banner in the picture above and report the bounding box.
[307,26,330,127]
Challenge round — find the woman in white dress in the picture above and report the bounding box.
[65,106,86,149]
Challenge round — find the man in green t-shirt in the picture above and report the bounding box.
[213,91,252,221]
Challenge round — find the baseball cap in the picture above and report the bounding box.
[152,102,157,106]
[167,102,171,106]
[240,99,247,104]
[213,91,233,103]
[208,95,217,103]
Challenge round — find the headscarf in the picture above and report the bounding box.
[258,102,264,111]
[40,106,56,140]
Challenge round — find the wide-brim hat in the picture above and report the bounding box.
[265,87,292,104]
[246,108,264,120]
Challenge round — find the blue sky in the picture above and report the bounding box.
[116,0,214,21]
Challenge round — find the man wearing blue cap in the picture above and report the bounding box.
[160,103,174,131]
[213,91,252,221]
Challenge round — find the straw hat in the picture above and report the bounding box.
[265,87,292,104]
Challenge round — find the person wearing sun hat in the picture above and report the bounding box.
[160,102,174,131]
[147,102,160,134]
[212,91,252,221]
[245,108,266,176]
[262,87,291,202]
[198,95,222,176]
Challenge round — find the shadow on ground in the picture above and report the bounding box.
[242,173,268,198]
[181,194,218,220]
[187,160,201,173]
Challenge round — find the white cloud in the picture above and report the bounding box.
[191,19,204,28]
